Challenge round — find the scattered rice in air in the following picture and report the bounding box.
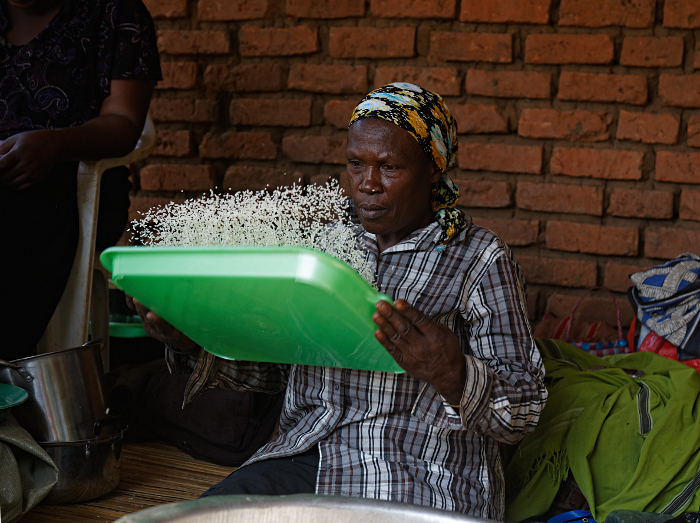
[130,179,375,286]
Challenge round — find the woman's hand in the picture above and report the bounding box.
[126,295,199,353]
[0,130,61,190]
[373,300,467,405]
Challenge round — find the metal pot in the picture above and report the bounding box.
[113,495,494,523]
[40,431,124,505]
[0,339,119,442]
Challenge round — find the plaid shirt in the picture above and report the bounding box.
[166,216,546,520]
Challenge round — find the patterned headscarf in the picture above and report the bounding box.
[349,83,466,250]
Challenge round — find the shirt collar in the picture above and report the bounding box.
[355,213,473,256]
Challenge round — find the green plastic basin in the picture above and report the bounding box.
[100,246,402,373]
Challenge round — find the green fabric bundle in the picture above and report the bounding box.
[505,340,700,523]
[0,414,58,522]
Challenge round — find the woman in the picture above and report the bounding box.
[0,0,161,360]
[134,83,546,520]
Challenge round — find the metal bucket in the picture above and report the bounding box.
[40,431,124,505]
[113,495,495,523]
[0,339,125,504]
[0,339,120,442]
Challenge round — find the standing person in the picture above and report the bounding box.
[133,83,547,521]
[0,0,161,360]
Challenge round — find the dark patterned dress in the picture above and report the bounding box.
[0,0,161,359]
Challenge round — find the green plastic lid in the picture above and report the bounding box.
[0,383,29,422]
[101,246,402,373]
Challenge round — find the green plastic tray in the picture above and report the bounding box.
[101,246,402,373]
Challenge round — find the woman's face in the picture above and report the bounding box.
[346,118,442,252]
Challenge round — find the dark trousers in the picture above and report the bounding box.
[0,164,131,360]
[199,446,319,497]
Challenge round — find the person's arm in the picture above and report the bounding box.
[0,78,154,190]
[373,243,547,443]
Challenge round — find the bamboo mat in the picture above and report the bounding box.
[22,441,233,523]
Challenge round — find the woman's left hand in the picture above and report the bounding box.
[0,130,60,190]
[373,299,467,405]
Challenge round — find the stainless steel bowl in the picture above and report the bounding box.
[114,494,495,523]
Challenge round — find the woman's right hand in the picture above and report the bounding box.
[126,295,199,352]
[0,130,61,190]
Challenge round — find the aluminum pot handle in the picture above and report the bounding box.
[0,359,34,382]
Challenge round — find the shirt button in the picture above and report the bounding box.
[333,382,340,391]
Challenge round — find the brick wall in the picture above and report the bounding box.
[135,0,700,326]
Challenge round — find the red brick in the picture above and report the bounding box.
[128,196,186,223]
[324,100,357,129]
[517,256,597,288]
[374,66,460,96]
[517,182,604,215]
[157,62,198,90]
[472,217,540,246]
[659,74,700,108]
[604,263,643,293]
[466,70,551,99]
[620,37,685,68]
[646,227,700,259]
[150,99,217,123]
[230,98,312,127]
[329,27,415,59]
[680,190,700,221]
[371,0,456,18]
[281,135,347,164]
[460,0,551,23]
[663,0,700,28]
[518,108,612,142]
[309,174,334,187]
[198,0,269,20]
[545,293,635,328]
[559,0,654,28]
[143,0,188,18]
[459,143,542,173]
[157,30,230,55]
[140,164,215,192]
[617,111,680,145]
[607,189,674,219]
[689,116,700,148]
[453,180,513,208]
[203,64,284,92]
[546,221,638,256]
[239,25,318,57]
[696,42,700,70]
[558,72,647,105]
[525,34,614,65]
[656,151,700,183]
[199,132,277,160]
[288,64,368,94]
[223,166,304,193]
[286,0,365,18]
[429,32,512,63]
[451,104,508,134]
[550,148,643,180]
[153,130,192,157]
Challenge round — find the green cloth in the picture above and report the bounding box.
[505,340,700,523]
[0,414,58,522]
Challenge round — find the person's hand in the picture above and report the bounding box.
[373,300,467,405]
[0,130,62,190]
[126,295,199,352]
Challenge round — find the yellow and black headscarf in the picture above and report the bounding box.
[349,83,466,251]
